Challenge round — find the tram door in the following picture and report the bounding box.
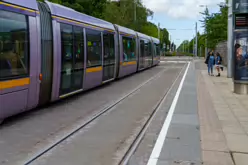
[139,40,145,69]
[60,24,84,96]
[103,32,115,82]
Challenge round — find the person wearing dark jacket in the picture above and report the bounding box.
[205,51,211,65]
[215,52,222,77]
[206,51,215,76]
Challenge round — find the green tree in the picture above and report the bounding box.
[200,1,228,49]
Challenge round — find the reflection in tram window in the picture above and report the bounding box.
[61,23,73,72]
[73,26,84,70]
[122,36,136,62]
[0,10,29,80]
[86,29,102,67]
[103,33,115,65]
[148,42,152,65]
[139,40,145,68]
[144,40,148,58]
[0,40,3,52]
[156,44,160,56]
[143,41,147,66]
[148,42,152,57]
[140,40,145,57]
[153,43,157,57]
[60,23,85,94]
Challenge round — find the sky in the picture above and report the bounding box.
[142,0,226,46]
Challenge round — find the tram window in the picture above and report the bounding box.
[0,10,29,80]
[60,23,73,72]
[140,40,145,57]
[103,33,115,65]
[153,44,158,57]
[122,36,136,61]
[148,42,152,57]
[0,40,3,52]
[144,40,148,57]
[153,44,156,57]
[156,44,160,56]
[73,26,84,69]
[86,29,102,67]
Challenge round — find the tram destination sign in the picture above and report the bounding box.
[233,0,248,13]
[235,14,248,29]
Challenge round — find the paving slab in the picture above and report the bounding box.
[222,125,246,134]
[225,134,248,153]
[233,153,248,165]
[201,140,229,152]
[202,151,234,165]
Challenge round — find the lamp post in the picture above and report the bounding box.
[227,0,233,78]
[195,22,198,57]
[218,1,233,78]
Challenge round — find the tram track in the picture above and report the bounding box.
[22,67,169,165]
[118,62,188,165]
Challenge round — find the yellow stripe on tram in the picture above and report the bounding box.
[52,16,115,33]
[122,61,137,66]
[86,66,102,73]
[0,78,30,90]
[0,2,36,13]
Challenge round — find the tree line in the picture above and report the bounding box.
[177,0,228,56]
[38,0,172,50]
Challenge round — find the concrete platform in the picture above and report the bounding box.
[145,60,247,165]
[198,64,248,165]
[147,61,202,165]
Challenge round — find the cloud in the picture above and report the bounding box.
[142,0,224,19]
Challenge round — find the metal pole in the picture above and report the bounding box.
[205,36,207,58]
[158,23,160,39]
[200,46,202,57]
[188,42,190,53]
[193,36,194,55]
[227,0,233,78]
[183,42,185,52]
[134,0,136,30]
[195,22,198,57]
[205,6,208,59]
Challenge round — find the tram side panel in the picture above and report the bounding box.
[38,2,55,105]
[118,33,138,78]
[152,43,157,66]
[0,1,40,120]
[114,25,120,78]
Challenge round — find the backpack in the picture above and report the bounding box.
[219,56,222,62]
[205,54,210,64]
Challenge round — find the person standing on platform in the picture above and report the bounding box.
[215,52,222,77]
[206,50,215,76]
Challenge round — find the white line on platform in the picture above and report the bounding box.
[146,62,191,165]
